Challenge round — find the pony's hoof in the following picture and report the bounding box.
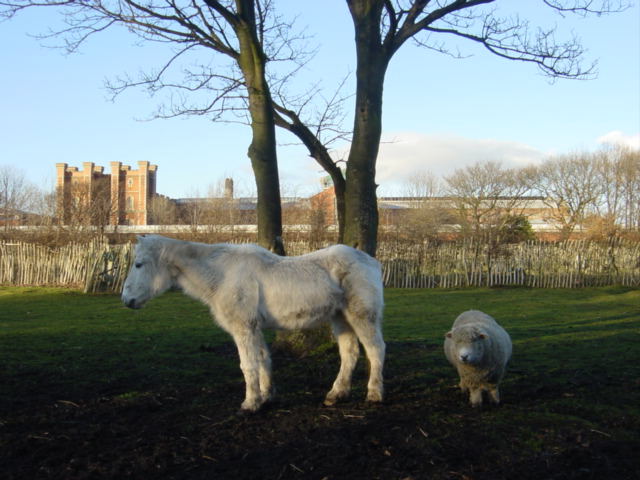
[323,398,337,407]
[236,406,262,417]
[239,399,262,413]
[323,390,350,407]
[365,392,384,404]
[236,408,255,417]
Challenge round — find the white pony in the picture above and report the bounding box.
[121,235,385,412]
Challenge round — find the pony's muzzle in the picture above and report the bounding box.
[124,297,141,309]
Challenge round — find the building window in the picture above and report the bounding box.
[127,178,134,187]
[126,196,134,212]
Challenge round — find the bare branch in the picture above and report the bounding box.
[105,43,197,99]
[425,17,596,79]
[1,0,315,124]
[543,0,631,16]
[372,0,623,79]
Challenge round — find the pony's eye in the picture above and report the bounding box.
[135,262,143,268]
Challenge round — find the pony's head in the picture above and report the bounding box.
[122,235,174,309]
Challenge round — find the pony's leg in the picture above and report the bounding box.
[231,328,268,412]
[324,317,360,406]
[345,309,385,403]
[258,336,275,402]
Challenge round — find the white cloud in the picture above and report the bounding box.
[281,130,640,197]
[597,131,640,150]
[375,132,545,195]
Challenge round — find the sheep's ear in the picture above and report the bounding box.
[445,331,453,338]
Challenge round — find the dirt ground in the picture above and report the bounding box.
[3,342,638,480]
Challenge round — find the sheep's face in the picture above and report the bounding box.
[447,327,488,365]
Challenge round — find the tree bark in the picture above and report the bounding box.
[235,0,285,255]
[344,0,391,256]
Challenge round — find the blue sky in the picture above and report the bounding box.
[1,1,638,199]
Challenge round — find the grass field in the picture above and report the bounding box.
[1,286,639,479]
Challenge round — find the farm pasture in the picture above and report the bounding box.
[1,287,639,479]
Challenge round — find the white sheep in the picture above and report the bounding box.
[444,310,512,407]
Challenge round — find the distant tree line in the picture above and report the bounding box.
[1,145,638,247]
[385,144,640,244]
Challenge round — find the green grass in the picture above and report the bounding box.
[1,286,638,410]
[1,286,639,479]
[0,287,238,408]
[383,287,640,418]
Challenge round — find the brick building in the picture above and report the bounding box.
[56,161,158,226]
[309,187,339,225]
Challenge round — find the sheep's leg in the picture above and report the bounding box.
[458,377,469,393]
[324,318,359,406]
[469,388,483,407]
[488,386,500,404]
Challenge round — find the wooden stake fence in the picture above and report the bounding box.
[0,240,134,293]
[1,238,638,293]
[378,238,640,288]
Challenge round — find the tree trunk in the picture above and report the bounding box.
[344,0,391,256]
[235,0,285,255]
[332,175,346,243]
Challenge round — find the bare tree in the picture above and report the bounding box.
[30,189,57,226]
[445,160,532,243]
[195,179,242,236]
[57,177,113,237]
[594,145,640,231]
[0,165,39,231]
[532,152,605,238]
[618,147,640,230]
[394,170,451,240]
[175,188,207,232]
[90,176,114,233]
[341,0,628,255]
[148,195,180,226]
[404,170,441,199]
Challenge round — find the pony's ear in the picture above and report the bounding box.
[136,234,146,242]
